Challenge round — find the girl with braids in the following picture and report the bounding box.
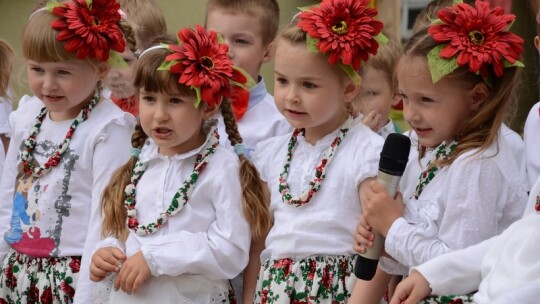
[0,1,136,303]
[353,1,528,303]
[89,25,268,303]
[245,0,386,302]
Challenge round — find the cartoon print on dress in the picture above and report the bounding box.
[5,139,78,257]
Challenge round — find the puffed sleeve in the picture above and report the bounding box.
[75,114,135,303]
[139,158,251,280]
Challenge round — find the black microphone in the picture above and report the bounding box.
[354,133,411,280]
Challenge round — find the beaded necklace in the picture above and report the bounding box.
[21,90,100,177]
[535,194,540,212]
[124,130,219,236]
[413,140,458,199]
[279,117,352,207]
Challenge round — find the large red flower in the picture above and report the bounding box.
[297,0,383,70]
[428,0,524,78]
[51,0,126,62]
[165,25,248,107]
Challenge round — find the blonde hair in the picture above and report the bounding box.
[101,47,270,240]
[412,0,475,34]
[117,0,167,50]
[206,0,280,46]
[0,40,14,98]
[403,29,521,166]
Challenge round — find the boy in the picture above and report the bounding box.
[205,0,291,160]
[353,37,401,139]
[117,0,167,50]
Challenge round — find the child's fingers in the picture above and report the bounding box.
[114,264,130,291]
[108,247,127,261]
[121,268,139,294]
[89,263,108,282]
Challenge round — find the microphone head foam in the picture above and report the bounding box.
[379,133,411,175]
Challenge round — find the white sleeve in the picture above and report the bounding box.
[140,165,251,281]
[492,276,540,304]
[74,117,134,304]
[385,156,520,268]
[524,102,540,187]
[413,236,495,295]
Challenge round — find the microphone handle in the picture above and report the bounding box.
[354,171,400,280]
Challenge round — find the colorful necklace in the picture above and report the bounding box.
[279,117,352,207]
[124,130,220,236]
[535,194,540,212]
[21,90,100,177]
[413,140,458,199]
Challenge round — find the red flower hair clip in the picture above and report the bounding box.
[297,0,386,84]
[159,25,254,108]
[48,0,126,64]
[427,0,524,83]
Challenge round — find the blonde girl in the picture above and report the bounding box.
[89,25,269,303]
[0,1,136,303]
[244,0,386,302]
[353,1,528,303]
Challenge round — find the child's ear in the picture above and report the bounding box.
[470,82,489,111]
[202,100,221,119]
[97,62,110,81]
[343,81,361,103]
[535,36,540,54]
[262,44,272,64]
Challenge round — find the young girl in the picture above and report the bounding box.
[352,1,528,303]
[89,25,269,303]
[0,1,136,303]
[245,0,385,302]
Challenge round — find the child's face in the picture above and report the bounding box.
[138,88,218,156]
[397,56,479,148]
[206,8,270,82]
[103,49,137,98]
[27,59,108,121]
[356,66,397,130]
[273,40,357,143]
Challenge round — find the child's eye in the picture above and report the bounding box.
[421,96,434,103]
[30,67,43,73]
[363,90,377,98]
[235,38,249,45]
[302,82,317,89]
[57,70,70,75]
[276,77,288,85]
[170,98,184,104]
[141,96,155,102]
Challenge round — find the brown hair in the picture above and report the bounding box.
[101,47,270,240]
[0,40,14,98]
[206,0,280,46]
[412,0,475,34]
[362,34,402,91]
[403,29,521,166]
[117,0,167,50]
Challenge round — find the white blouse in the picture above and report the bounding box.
[253,122,383,261]
[98,134,251,281]
[524,101,540,187]
[382,135,528,275]
[415,177,540,304]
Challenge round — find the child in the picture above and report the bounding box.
[89,25,269,303]
[117,0,167,50]
[0,39,14,177]
[390,175,540,304]
[352,1,529,303]
[205,0,291,159]
[103,16,140,117]
[524,14,540,187]
[246,0,386,302]
[0,1,136,303]
[353,37,402,139]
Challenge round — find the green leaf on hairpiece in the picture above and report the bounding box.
[192,86,202,108]
[338,62,361,86]
[157,60,175,71]
[217,33,225,44]
[453,0,463,5]
[233,66,256,89]
[504,59,525,68]
[45,0,62,11]
[430,18,444,26]
[108,51,128,69]
[306,35,319,53]
[298,5,318,12]
[427,45,459,83]
[86,0,92,8]
[374,33,389,45]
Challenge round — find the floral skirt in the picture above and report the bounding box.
[0,250,80,304]
[420,293,475,303]
[254,255,357,304]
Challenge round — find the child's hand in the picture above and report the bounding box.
[362,180,405,237]
[114,250,151,294]
[362,110,381,132]
[353,214,374,254]
[90,247,126,282]
[389,271,431,304]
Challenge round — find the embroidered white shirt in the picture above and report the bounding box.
[414,177,540,304]
[381,133,528,275]
[253,122,383,261]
